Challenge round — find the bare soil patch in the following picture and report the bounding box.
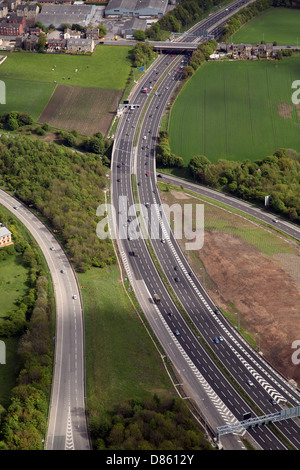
[200,231,300,383]
[162,188,300,385]
[38,85,122,136]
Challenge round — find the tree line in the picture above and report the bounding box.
[146,0,215,41]
[188,150,300,223]
[220,0,276,42]
[0,208,54,449]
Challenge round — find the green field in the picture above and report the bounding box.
[168,58,300,163]
[232,8,300,45]
[78,265,173,418]
[0,46,132,120]
[0,77,55,120]
[0,46,132,89]
[0,253,29,319]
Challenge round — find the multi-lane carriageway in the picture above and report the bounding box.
[111,35,300,452]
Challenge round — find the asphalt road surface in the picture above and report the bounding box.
[0,189,90,450]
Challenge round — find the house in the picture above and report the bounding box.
[47,37,67,50]
[66,37,94,52]
[86,27,98,40]
[0,226,12,247]
[63,27,82,39]
[0,16,25,36]
[16,3,40,19]
[3,0,21,10]
[216,43,274,60]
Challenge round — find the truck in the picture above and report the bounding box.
[153,294,160,304]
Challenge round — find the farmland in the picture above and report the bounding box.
[39,85,123,136]
[0,46,132,90]
[168,57,300,164]
[0,46,132,134]
[0,77,55,121]
[232,7,300,45]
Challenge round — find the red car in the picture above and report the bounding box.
[174,68,178,71]
[146,172,150,176]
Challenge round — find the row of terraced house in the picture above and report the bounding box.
[217,42,275,59]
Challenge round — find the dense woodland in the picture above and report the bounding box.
[91,395,213,451]
[0,133,116,273]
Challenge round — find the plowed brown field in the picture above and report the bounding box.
[39,85,122,136]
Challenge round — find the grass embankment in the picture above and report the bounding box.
[78,264,174,420]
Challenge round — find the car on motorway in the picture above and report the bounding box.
[174,277,179,282]
[13,206,19,210]
[168,312,173,316]
[60,269,65,274]
[146,172,150,177]
[161,238,165,243]
[219,336,223,341]
[72,294,77,300]
[214,308,220,315]
[247,379,254,386]
[50,246,55,251]
[272,218,279,223]
[174,329,180,336]
[213,337,219,344]
[269,398,277,405]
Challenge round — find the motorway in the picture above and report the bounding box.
[158,174,300,242]
[0,189,90,450]
[111,1,300,451]
[1,0,299,452]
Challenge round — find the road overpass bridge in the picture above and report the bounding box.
[149,41,199,52]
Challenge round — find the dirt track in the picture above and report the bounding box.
[162,189,300,385]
